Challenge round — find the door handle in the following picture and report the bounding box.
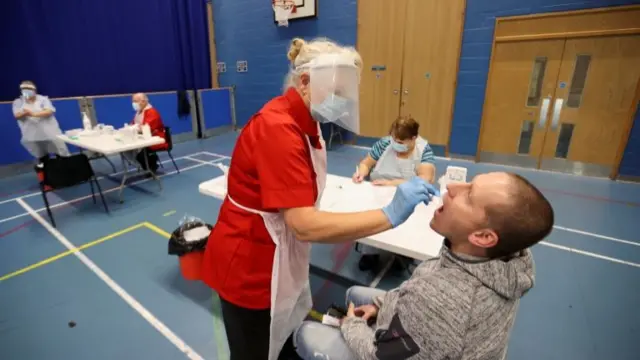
[403,89,409,95]
[393,90,399,95]
[538,97,551,129]
[551,99,564,131]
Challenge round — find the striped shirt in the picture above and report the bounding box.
[369,136,435,163]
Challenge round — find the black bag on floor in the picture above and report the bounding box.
[168,215,212,256]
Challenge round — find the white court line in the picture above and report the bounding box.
[184,156,225,166]
[0,151,207,206]
[539,241,640,269]
[200,151,231,160]
[369,257,395,288]
[201,151,640,248]
[0,158,225,225]
[553,226,640,248]
[16,198,204,360]
[198,150,640,268]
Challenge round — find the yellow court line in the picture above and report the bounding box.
[143,221,171,239]
[163,210,177,217]
[0,222,149,282]
[309,309,324,322]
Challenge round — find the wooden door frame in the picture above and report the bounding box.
[475,4,640,179]
[443,0,467,156]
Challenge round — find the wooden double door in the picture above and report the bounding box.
[478,35,640,177]
[357,0,465,149]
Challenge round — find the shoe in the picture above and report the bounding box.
[358,254,379,271]
[392,256,414,273]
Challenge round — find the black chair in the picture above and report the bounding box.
[157,126,180,173]
[39,154,109,228]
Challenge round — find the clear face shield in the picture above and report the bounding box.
[303,54,360,134]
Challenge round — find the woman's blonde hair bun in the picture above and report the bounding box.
[287,38,306,62]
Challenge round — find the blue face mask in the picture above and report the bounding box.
[391,139,409,153]
[310,95,351,124]
[21,90,35,98]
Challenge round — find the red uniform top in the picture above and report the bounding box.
[131,107,169,151]
[201,88,322,309]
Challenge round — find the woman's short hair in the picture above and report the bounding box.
[389,115,420,141]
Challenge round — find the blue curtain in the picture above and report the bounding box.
[0,0,211,101]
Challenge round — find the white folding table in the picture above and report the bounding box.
[58,134,166,202]
[198,174,444,260]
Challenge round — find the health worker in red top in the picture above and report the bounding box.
[201,37,439,360]
[130,92,168,173]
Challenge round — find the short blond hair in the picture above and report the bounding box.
[283,37,362,91]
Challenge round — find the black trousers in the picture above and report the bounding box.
[219,297,299,360]
[135,149,159,172]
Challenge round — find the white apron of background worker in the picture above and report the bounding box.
[12,85,69,160]
[227,123,327,360]
[370,136,429,181]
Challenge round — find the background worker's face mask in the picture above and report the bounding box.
[21,89,35,98]
[302,53,360,133]
[132,102,140,112]
[391,139,409,153]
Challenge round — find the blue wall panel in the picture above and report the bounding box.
[212,0,357,129]
[92,96,133,129]
[200,89,233,129]
[619,104,640,177]
[0,103,32,165]
[451,0,640,177]
[147,93,193,136]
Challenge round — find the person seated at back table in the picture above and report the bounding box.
[294,171,554,360]
[352,115,436,271]
[130,92,168,174]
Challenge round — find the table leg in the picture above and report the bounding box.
[118,153,130,203]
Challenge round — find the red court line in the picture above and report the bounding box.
[0,219,37,239]
[540,188,640,207]
[313,242,354,306]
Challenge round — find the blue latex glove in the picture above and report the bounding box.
[382,177,440,228]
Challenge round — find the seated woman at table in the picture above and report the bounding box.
[130,93,168,174]
[352,115,436,271]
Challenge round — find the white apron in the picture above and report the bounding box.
[369,136,428,181]
[227,125,327,360]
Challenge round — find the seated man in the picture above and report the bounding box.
[295,172,554,360]
[352,115,436,271]
[130,93,168,173]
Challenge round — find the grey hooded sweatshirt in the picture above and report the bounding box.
[341,241,535,360]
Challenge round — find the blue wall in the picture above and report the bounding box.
[212,0,357,129]
[450,0,640,176]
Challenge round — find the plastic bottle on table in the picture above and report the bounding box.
[82,112,92,130]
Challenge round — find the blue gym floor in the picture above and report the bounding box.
[1,131,639,360]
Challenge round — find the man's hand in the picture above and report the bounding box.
[23,109,33,117]
[346,302,378,321]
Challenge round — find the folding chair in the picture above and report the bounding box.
[38,154,109,228]
[157,126,180,173]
